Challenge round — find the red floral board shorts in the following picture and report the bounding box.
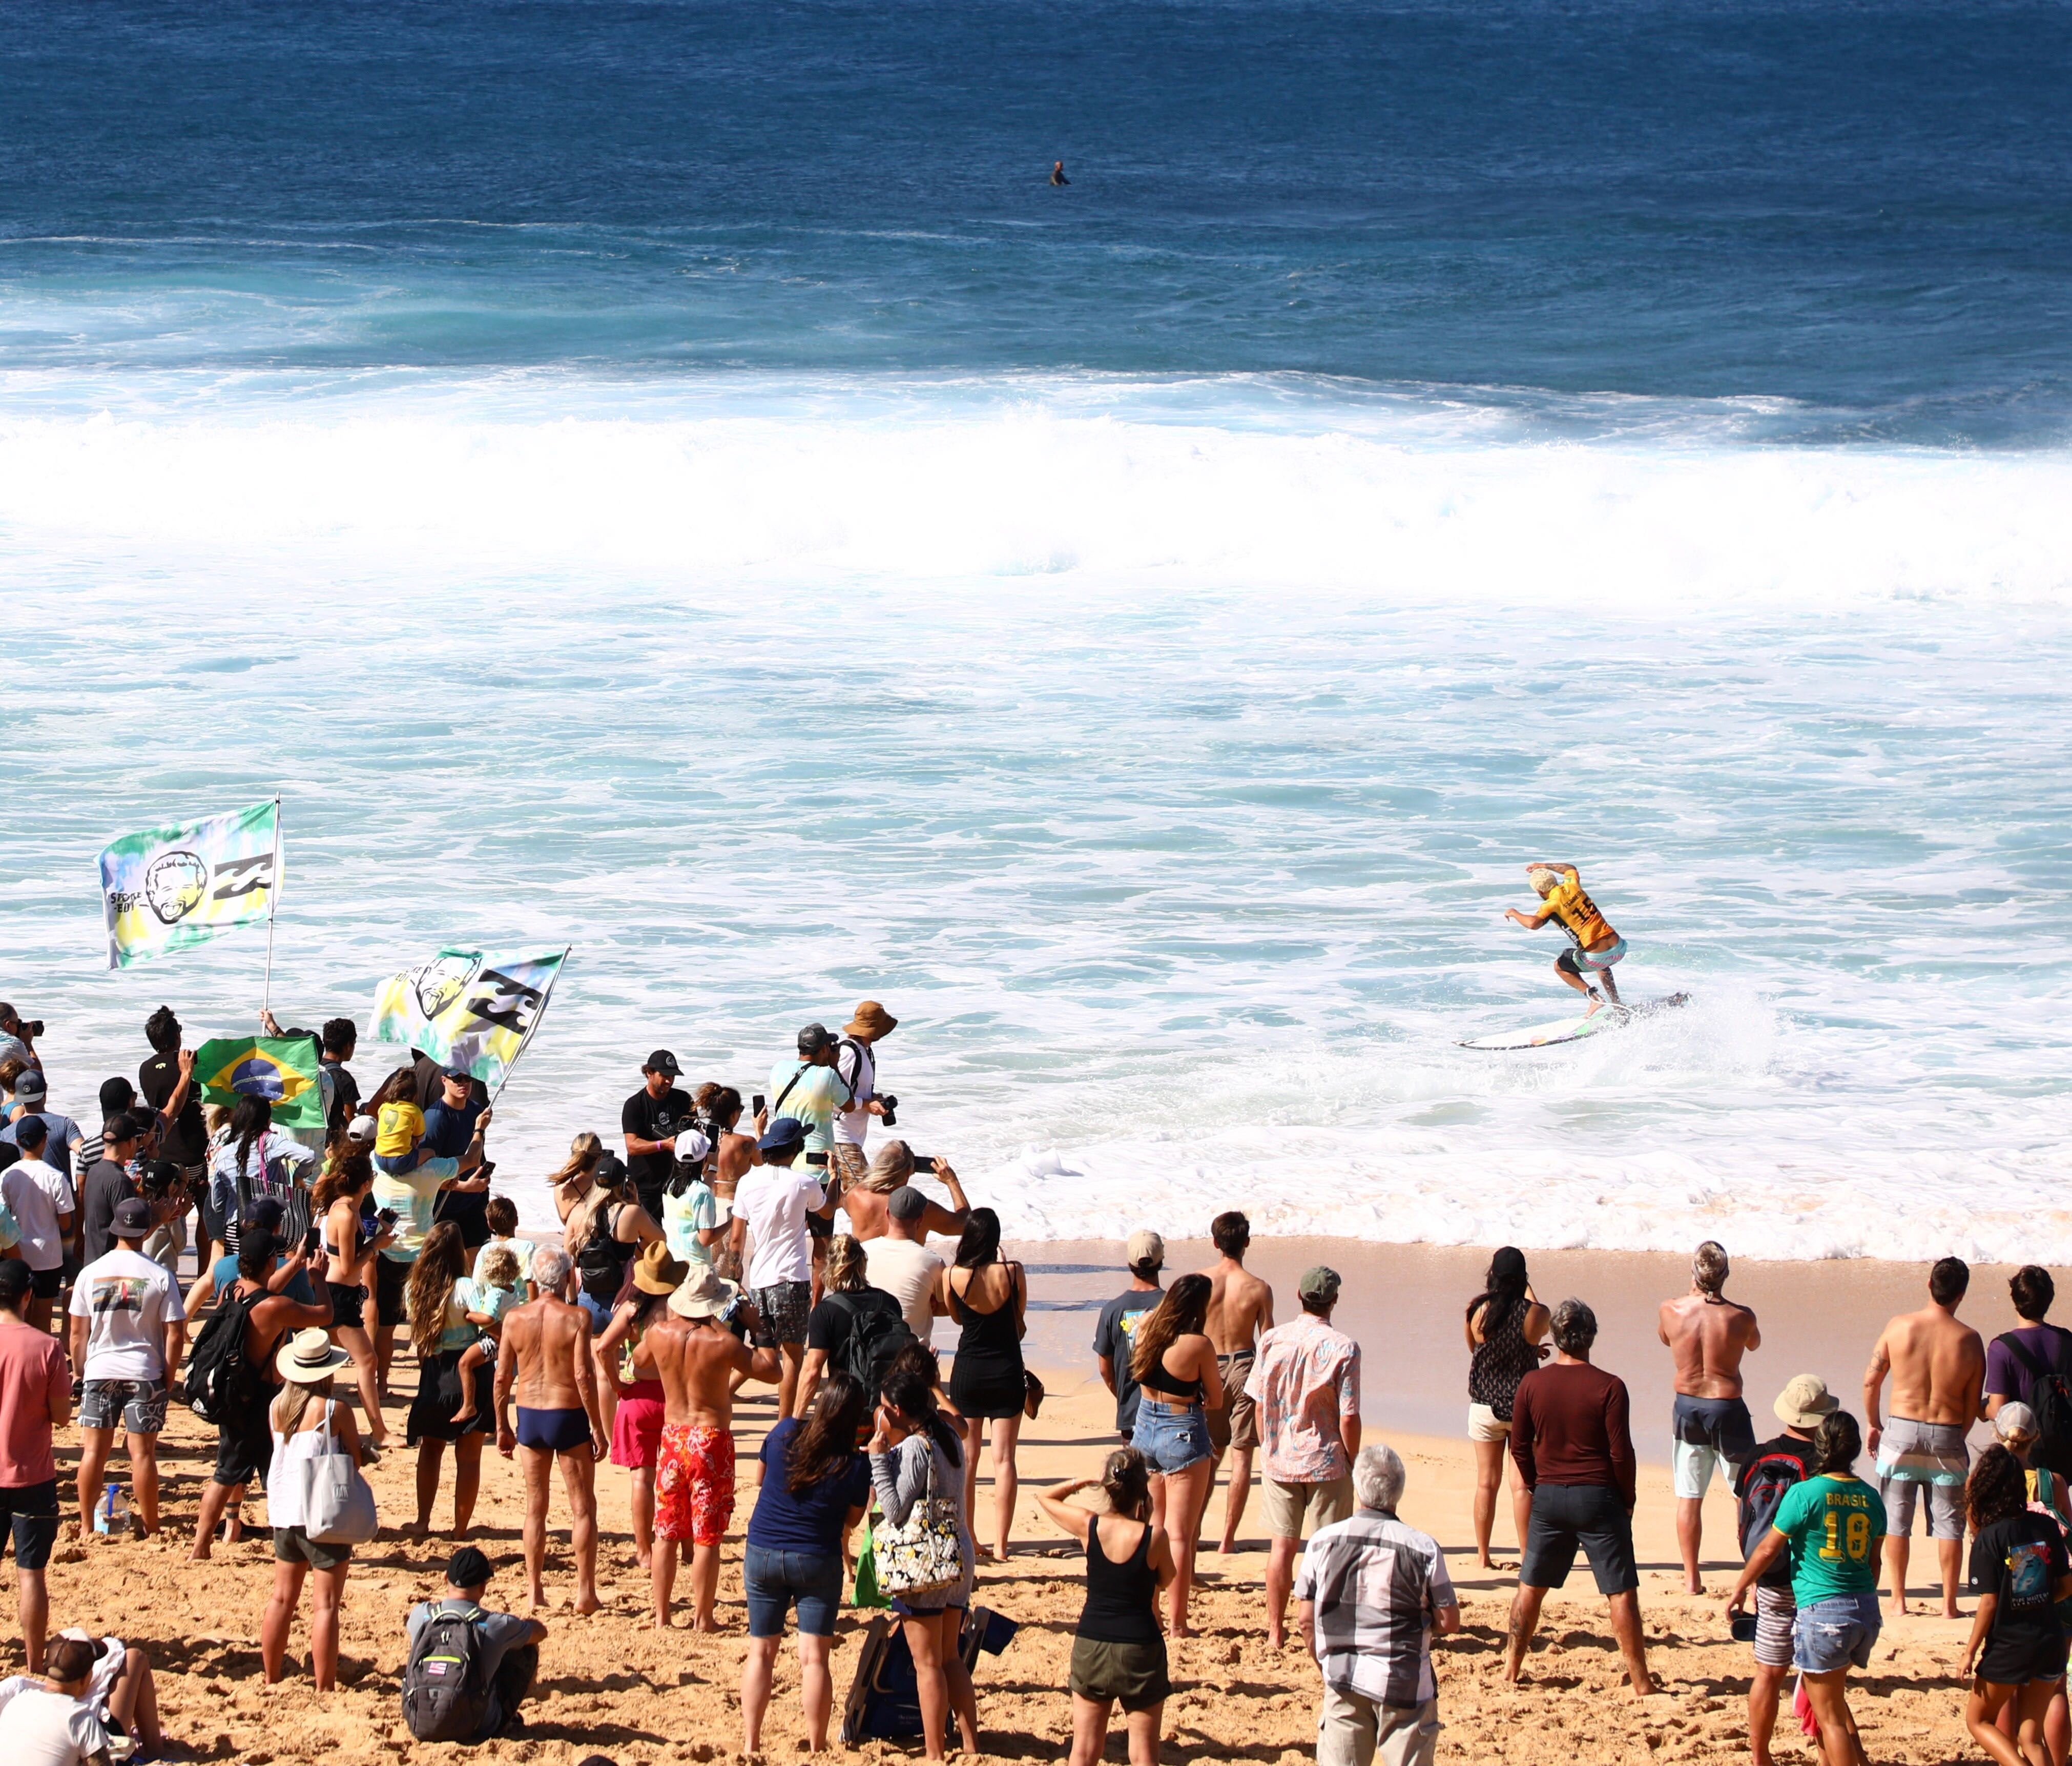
[655,1422,736,1546]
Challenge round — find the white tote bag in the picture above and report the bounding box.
[299,1401,380,1545]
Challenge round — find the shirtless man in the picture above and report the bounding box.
[643,1262,779,1630]
[493,1246,607,1615]
[1199,1211,1274,1554]
[1863,1256,1984,1617]
[839,1144,970,1243]
[1657,1241,1760,1593]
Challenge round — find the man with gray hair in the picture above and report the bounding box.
[1506,1298,1654,1694]
[1295,1443,1460,1766]
[1657,1239,1760,1593]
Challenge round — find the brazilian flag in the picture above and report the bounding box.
[194,1034,326,1132]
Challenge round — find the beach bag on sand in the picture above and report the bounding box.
[298,1402,379,1546]
[2002,1330,2072,1476]
[403,1603,493,1743]
[875,1445,964,1598]
[180,1286,264,1425]
[841,1608,1017,1744]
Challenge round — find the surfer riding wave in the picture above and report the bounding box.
[1505,863,1627,1015]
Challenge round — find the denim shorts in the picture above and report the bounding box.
[1793,1590,1881,1674]
[743,1543,844,1637]
[1131,1397,1211,1475]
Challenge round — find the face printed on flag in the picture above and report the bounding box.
[373,947,569,1094]
[193,1035,327,1131]
[98,800,281,969]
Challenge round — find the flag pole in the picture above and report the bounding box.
[490,945,571,1105]
[260,796,283,1015]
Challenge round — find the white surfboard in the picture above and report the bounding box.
[1459,992,1690,1051]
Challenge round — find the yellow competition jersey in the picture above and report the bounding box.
[1542,867,1617,948]
[375,1100,425,1157]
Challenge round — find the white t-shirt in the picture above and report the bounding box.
[471,1235,535,1296]
[731,1163,826,1289]
[69,1246,187,1383]
[833,1039,876,1148]
[864,1236,944,1343]
[0,1682,108,1766]
[0,1160,75,1271]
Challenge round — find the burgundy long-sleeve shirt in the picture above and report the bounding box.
[1508,1359,1636,1507]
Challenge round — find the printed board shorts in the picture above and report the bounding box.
[1574,937,1628,971]
[655,1422,735,1546]
[1207,1350,1258,1453]
[1753,1585,1797,1669]
[1466,1402,1511,1444]
[1262,1474,1354,1542]
[1876,1416,1969,1540]
[1671,1393,1758,1497]
[1793,1590,1880,1674]
[1519,1482,1639,1595]
[0,1480,60,1570]
[80,1377,169,1435]
[751,1280,812,1348]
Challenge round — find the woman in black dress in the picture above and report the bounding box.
[402,1221,496,1536]
[937,1207,1026,1562]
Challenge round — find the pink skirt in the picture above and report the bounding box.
[611,1382,666,1468]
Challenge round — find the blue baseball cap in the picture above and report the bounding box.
[758,1117,807,1157]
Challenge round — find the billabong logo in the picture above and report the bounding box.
[143,850,209,925]
[212,852,276,901]
[411,953,481,1021]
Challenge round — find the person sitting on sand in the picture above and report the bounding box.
[491,1245,607,1615]
[644,1262,778,1631]
[0,1634,112,1766]
[1659,1240,1761,1593]
[1296,1443,1461,1766]
[1864,1256,1984,1617]
[1732,1374,1833,1766]
[1505,1298,1654,1696]
[1961,1443,2072,1766]
[1038,1446,1175,1766]
[404,1547,547,1742]
[1504,861,1627,1013]
[1465,1246,1549,1570]
[1727,1410,1884,1766]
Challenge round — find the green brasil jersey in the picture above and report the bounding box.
[1771,1473,1888,1604]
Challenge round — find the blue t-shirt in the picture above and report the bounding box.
[747,1416,871,1555]
[212,1251,317,1308]
[422,1096,485,1159]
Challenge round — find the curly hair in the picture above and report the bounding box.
[1967,1443,2029,1534]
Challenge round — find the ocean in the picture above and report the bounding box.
[4,0,2070,1262]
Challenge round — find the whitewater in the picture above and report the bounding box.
[5,369,2070,1264]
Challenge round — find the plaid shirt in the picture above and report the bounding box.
[1295,1508,1455,1708]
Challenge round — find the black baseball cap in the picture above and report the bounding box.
[111,1197,152,1238]
[441,1059,473,1081]
[447,1545,494,1588]
[797,1023,835,1058]
[644,1050,681,1077]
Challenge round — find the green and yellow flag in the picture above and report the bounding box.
[193,1034,326,1132]
[371,946,569,1095]
[97,800,281,970]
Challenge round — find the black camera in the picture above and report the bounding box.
[20,1019,43,1039]
[878,1093,898,1128]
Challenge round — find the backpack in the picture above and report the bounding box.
[826,1288,913,1404]
[181,1284,265,1425]
[402,1602,494,1743]
[1736,1448,1810,1574]
[2000,1329,2072,1477]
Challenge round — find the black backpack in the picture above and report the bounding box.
[826,1289,913,1404]
[180,1284,265,1425]
[403,1602,494,1742]
[2000,1329,2072,1476]
[1736,1448,1810,1580]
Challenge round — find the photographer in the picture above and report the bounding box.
[0,1006,43,1080]
[828,1001,898,1191]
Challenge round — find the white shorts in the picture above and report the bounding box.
[1467,1403,1510,1444]
[1673,1439,1726,1499]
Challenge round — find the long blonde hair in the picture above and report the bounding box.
[826,1234,870,1294]
[406,1222,467,1361]
[550,1131,604,1190]
[271,1375,335,1436]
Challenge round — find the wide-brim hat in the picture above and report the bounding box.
[276,1327,353,1385]
[668,1263,738,1321]
[1773,1373,1840,1430]
[632,1240,688,1296]
[843,1000,898,1039]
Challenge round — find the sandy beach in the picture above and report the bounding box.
[10,1238,2016,1764]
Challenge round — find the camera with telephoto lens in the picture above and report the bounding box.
[19,1019,43,1039]
[877,1093,898,1128]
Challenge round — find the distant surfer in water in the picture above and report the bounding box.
[1050,160,1069,186]
[1505,863,1626,1014]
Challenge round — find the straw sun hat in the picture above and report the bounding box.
[276,1327,353,1385]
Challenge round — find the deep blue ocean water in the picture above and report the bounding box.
[4,0,2071,1257]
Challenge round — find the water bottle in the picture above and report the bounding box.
[95,1482,129,1537]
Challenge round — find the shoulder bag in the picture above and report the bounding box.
[875,1440,965,1598]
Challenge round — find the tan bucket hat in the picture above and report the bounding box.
[668,1262,739,1321]
[843,1000,898,1039]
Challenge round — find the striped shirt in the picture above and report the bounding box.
[1294,1508,1456,1708]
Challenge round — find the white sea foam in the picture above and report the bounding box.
[4,370,2069,1263]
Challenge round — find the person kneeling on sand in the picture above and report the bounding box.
[1505,1298,1655,1695]
[1297,1443,1460,1766]
[404,1547,548,1742]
